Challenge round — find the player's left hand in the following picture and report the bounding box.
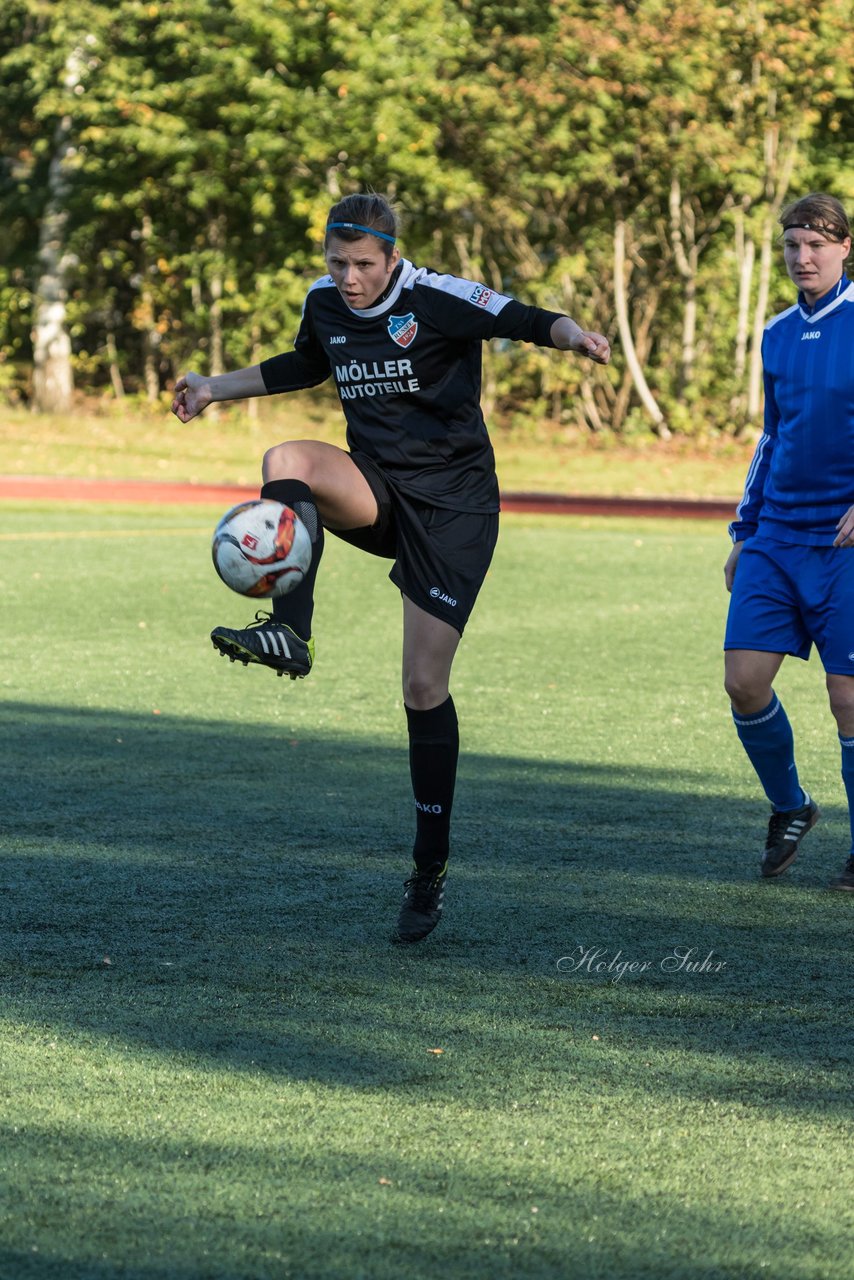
[171,371,212,423]
[833,505,854,547]
[572,330,611,364]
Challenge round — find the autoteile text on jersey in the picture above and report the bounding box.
[334,358,420,400]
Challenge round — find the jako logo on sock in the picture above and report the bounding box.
[416,801,443,814]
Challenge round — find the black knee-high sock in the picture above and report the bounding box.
[261,479,324,640]
[406,696,459,870]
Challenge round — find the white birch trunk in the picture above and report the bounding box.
[139,215,161,402]
[106,330,125,399]
[613,218,668,434]
[31,50,85,413]
[247,328,261,420]
[747,213,775,420]
[669,177,697,394]
[733,207,755,386]
[747,121,799,419]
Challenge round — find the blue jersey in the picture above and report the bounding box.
[730,275,854,546]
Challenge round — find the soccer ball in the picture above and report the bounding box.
[211,499,312,598]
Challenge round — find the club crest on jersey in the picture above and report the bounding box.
[388,313,418,348]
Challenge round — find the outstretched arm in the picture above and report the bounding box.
[549,316,611,364]
[171,365,268,423]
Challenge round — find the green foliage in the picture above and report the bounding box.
[1,0,852,431]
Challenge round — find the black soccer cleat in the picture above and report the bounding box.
[760,795,820,877]
[829,856,854,892]
[210,612,314,679]
[392,862,447,943]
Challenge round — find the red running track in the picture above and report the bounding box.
[0,475,737,520]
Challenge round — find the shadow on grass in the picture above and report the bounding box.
[0,1117,846,1280]
[2,701,852,1112]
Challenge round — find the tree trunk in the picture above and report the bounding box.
[106,330,125,399]
[580,376,605,432]
[139,215,161,402]
[247,326,261,420]
[206,217,227,421]
[732,205,755,389]
[613,218,668,435]
[611,287,660,433]
[210,270,224,378]
[747,214,775,421]
[747,119,799,420]
[669,177,698,396]
[31,49,84,413]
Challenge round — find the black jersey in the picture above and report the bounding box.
[260,259,564,512]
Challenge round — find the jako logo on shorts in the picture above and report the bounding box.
[430,587,457,607]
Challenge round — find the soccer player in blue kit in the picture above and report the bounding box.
[724,192,854,891]
[172,193,610,941]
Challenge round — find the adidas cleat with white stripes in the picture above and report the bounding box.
[210,613,314,679]
[760,794,819,877]
[392,862,447,944]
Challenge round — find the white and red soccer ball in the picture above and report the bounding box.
[211,499,311,598]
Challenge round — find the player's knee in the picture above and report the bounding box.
[724,667,767,712]
[827,676,854,726]
[403,671,448,711]
[262,440,314,484]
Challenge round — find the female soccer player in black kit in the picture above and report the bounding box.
[172,193,610,944]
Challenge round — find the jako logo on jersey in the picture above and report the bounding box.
[388,313,418,348]
[430,586,457,607]
[416,800,443,814]
[469,284,494,307]
[329,335,347,344]
[801,330,821,340]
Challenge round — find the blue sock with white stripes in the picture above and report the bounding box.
[839,735,854,856]
[732,694,804,812]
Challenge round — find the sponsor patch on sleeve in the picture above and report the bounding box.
[467,283,506,314]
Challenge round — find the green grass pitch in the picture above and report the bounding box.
[1,502,851,1279]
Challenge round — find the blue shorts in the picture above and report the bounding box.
[724,535,854,674]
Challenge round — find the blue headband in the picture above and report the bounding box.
[326,221,396,245]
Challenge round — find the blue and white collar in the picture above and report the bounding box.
[798,275,853,323]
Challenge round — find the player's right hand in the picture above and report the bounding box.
[171,371,212,422]
[723,540,745,593]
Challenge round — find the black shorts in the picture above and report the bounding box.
[329,452,499,634]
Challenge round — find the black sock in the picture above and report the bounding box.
[406,696,459,871]
[261,479,324,640]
